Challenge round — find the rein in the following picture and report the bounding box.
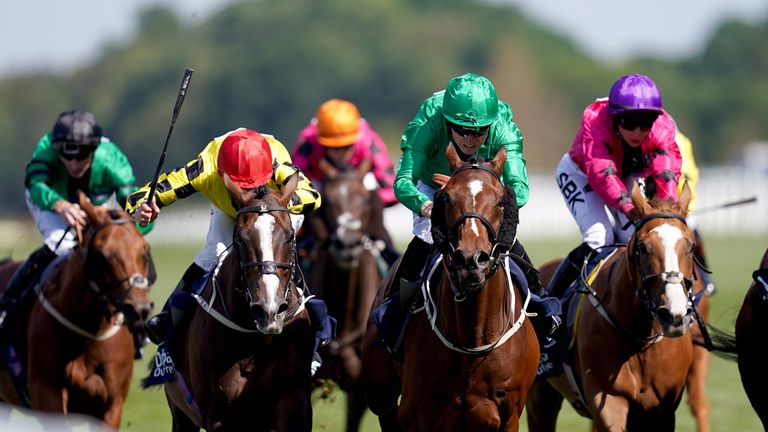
[419,255,529,355]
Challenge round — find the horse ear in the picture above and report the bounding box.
[489,146,507,176]
[630,182,650,218]
[279,174,299,206]
[445,143,462,172]
[78,191,99,225]
[221,172,253,209]
[318,158,338,181]
[677,181,692,218]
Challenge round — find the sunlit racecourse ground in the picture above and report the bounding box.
[2,231,766,431]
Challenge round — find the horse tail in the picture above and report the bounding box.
[694,322,738,361]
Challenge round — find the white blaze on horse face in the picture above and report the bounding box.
[254,215,281,313]
[650,224,688,316]
[467,180,483,237]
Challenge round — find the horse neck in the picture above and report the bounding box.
[437,268,515,347]
[602,252,659,338]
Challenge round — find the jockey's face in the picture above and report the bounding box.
[60,152,94,179]
[450,127,489,155]
[325,145,353,166]
[618,125,651,148]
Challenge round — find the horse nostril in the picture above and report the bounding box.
[656,307,672,326]
[474,251,491,268]
[251,305,268,324]
[277,302,289,314]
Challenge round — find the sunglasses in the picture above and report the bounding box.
[450,123,490,137]
[617,112,659,131]
[53,141,94,161]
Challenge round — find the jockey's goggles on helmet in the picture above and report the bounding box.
[450,122,490,137]
[53,141,95,161]
[617,111,659,131]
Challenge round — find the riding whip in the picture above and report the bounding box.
[694,196,757,214]
[146,67,194,205]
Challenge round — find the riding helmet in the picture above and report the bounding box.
[442,73,499,128]
[608,74,663,116]
[316,98,361,148]
[217,129,274,188]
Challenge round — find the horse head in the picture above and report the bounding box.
[430,144,518,293]
[77,192,155,330]
[627,181,695,337]
[222,172,300,335]
[315,158,373,266]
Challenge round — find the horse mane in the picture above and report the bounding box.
[431,189,450,255]
[497,186,518,250]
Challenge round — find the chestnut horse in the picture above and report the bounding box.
[306,160,381,432]
[527,183,697,431]
[163,173,316,431]
[0,192,155,428]
[362,145,540,431]
[735,246,768,428]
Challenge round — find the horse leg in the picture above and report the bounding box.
[345,375,368,432]
[590,393,629,432]
[686,297,710,432]
[274,389,313,432]
[168,399,199,432]
[361,323,401,426]
[525,379,564,432]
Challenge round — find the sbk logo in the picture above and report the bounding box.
[557,172,585,212]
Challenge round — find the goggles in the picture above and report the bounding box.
[617,112,659,131]
[53,141,94,161]
[450,122,490,137]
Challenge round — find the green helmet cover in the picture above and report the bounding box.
[442,73,499,127]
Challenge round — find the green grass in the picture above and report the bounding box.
[5,234,767,431]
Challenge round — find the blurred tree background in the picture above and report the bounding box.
[0,0,766,214]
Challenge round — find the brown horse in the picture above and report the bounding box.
[735,246,768,428]
[306,160,382,432]
[163,173,316,432]
[527,183,697,431]
[0,192,155,428]
[362,145,540,431]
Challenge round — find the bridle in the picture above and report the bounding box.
[234,204,299,314]
[36,217,153,341]
[441,163,506,298]
[626,212,695,316]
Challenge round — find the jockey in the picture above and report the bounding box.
[546,74,683,299]
[394,73,547,323]
[0,110,143,328]
[676,128,716,296]
[292,98,400,267]
[128,128,331,374]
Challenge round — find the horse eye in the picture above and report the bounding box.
[637,243,648,254]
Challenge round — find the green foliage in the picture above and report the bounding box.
[0,0,766,214]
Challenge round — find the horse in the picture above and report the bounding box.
[163,173,317,432]
[0,192,155,428]
[362,144,540,432]
[735,246,768,428]
[305,159,382,432]
[526,183,698,432]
